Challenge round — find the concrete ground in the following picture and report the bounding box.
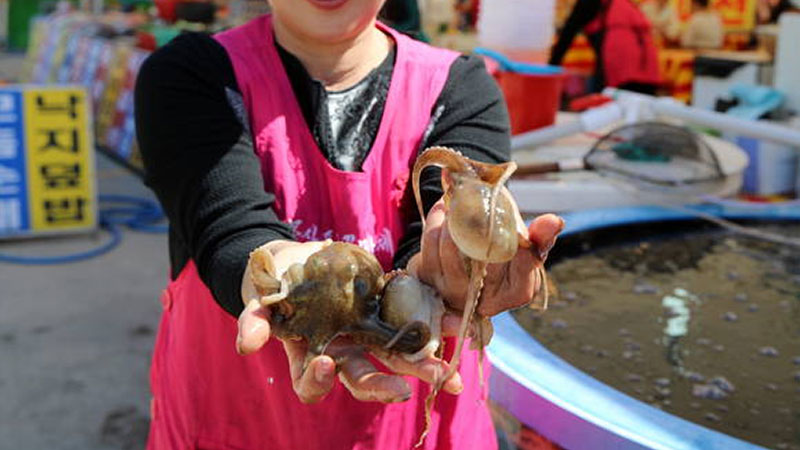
[0,155,165,450]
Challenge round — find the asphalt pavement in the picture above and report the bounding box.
[0,154,165,450]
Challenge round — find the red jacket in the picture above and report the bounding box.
[585,0,661,87]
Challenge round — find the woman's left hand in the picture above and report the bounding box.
[408,199,564,317]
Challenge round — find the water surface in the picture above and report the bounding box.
[514,224,800,449]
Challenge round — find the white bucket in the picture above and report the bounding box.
[477,0,556,61]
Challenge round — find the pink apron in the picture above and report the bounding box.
[146,15,497,450]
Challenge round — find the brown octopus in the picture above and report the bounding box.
[248,241,445,370]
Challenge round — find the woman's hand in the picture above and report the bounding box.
[408,199,564,317]
[237,240,463,404]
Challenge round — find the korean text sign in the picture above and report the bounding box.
[0,86,96,237]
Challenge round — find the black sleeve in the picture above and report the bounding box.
[135,32,295,317]
[392,54,511,269]
[548,0,604,65]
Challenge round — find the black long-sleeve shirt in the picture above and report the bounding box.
[135,31,510,317]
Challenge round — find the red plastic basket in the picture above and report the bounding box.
[495,70,564,135]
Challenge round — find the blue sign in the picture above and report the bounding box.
[0,89,28,234]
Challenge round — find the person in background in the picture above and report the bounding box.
[135,0,563,448]
[549,0,661,95]
[640,0,681,44]
[680,0,724,49]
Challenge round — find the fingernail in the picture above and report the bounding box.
[538,241,555,261]
[235,335,244,355]
[538,249,549,261]
[315,359,332,383]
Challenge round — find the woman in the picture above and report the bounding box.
[549,0,661,94]
[135,1,563,448]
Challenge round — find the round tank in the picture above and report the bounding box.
[487,203,800,450]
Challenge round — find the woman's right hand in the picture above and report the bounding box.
[237,240,463,404]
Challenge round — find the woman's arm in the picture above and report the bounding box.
[135,33,295,317]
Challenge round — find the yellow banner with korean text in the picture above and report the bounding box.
[674,0,757,31]
[23,86,96,234]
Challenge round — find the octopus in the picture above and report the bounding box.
[248,241,446,370]
[246,145,548,447]
[412,146,549,445]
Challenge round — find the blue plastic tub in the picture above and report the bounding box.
[487,203,800,450]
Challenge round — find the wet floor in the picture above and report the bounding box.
[515,224,800,449]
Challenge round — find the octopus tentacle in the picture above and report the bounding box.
[412,146,473,227]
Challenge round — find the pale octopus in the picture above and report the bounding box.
[411,146,548,444]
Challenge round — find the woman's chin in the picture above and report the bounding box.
[271,0,383,45]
